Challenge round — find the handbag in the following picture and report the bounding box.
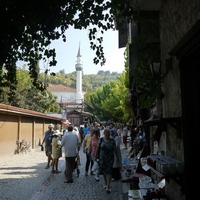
[92,161,99,172]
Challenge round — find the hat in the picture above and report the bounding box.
[53,130,60,136]
[48,124,54,128]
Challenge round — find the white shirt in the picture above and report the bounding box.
[122,126,128,136]
[61,131,79,157]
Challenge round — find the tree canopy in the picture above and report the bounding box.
[0,0,112,100]
[0,0,134,102]
[88,43,132,122]
[1,0,160,116]
[0,66,121,113]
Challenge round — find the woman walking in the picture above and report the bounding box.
[83,127,95,176]
[89,128,100,181]
[51,130,62,173]
[95,128,119,193]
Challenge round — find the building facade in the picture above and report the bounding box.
[117,0,200,199]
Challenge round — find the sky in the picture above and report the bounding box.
[39,27,126,75]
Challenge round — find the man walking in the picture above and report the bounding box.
[61,125,80,183]
[42,124,54,169]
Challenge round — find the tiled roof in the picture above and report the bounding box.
[48,84,76,92]
[0,103,61,120]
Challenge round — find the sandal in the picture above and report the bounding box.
[51,170,56,173]
[45,165,50,169]
[55,170,61,173]
[106,188,111,193]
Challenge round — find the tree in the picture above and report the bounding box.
[89,73,131,122]
[101,72,131,121]
[1,67,60,113]
[90,87,114,121]
[0,0,119,102]
[97,70,105,76]
[0,0,136,100]
[59,69,65,75]
[86,42,134,122]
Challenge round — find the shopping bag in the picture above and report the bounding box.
[92,161,99,173]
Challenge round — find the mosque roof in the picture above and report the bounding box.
[48,84,76,92]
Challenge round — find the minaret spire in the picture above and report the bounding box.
[75,42,83,104]
[77,42,81,57]
[75,42,83,71]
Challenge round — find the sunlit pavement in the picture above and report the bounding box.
[0,144,129,200]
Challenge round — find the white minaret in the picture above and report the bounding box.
[75,42,83,103]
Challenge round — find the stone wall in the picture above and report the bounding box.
[158,0,200,199]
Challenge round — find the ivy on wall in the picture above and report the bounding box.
[130,11,164,109]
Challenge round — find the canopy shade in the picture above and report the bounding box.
[62,120,71,126]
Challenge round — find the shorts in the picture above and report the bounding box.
[45,146,52,156]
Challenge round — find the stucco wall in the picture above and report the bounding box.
[0,115,18,155]
[21,117,33,146]
[34,120,44,147]
[0,112,61,157]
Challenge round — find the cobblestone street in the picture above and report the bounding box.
[0,145,129,200]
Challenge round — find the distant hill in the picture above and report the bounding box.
[39,70,121,92]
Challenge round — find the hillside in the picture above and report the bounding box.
[39,70,121,92]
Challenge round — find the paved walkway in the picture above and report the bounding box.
[0,144,130,200]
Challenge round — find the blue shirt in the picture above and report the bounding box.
[44,130,54,147]
[84,127,89,135]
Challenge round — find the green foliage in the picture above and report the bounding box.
[89,73,132,122]
[0,0,163,117]
[130,11,163,109]
[1,67,120,113]
[124,43,129,89]
[0,0,118,102]
[102,74,131,121]
[0,68,60,113]
[90,86,114,121]
[15,87,60,113]
[88,46,133,122]
[0,0,144,105]
[38,70,120,92]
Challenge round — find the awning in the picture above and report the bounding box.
[62,119,71,126]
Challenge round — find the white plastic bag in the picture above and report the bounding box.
[92,161,99,173]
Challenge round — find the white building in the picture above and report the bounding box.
[48,44,93,125]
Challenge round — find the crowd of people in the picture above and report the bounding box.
[41,122,136,194]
